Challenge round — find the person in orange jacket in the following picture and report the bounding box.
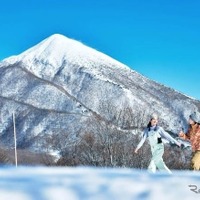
[179,112,200,170]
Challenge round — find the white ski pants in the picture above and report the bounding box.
[148,143,172,174]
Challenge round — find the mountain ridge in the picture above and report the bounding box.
[0,34,199,155]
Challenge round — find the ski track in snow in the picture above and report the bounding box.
[0,167,200,200]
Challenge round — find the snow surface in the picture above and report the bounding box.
[2,34,130,79]
[0,33,200,154]
[1,33,199,133]
[0,166,200,200]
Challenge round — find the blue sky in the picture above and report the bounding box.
[0,0,200,100]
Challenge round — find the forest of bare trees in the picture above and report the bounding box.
[55,103,192,170]
[0,103,192,170]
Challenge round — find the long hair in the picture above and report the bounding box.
[147,120,158,131]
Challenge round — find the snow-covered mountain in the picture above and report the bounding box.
[0,34,199,155]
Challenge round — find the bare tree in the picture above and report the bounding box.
[56,101,190,170]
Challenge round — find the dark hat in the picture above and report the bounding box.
[189,112,200,123]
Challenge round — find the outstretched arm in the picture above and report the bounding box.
[159,127,180,146]
[179,130,190,140]
[135,131,147,153]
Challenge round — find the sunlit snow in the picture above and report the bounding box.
[0,167,200,200]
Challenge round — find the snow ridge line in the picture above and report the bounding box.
[0,96,89,117]
[18,64,123,128]
[1,63,136,131]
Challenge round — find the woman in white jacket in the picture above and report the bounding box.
[134,114,181,173]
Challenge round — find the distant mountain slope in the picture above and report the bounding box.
[0,34,199,154]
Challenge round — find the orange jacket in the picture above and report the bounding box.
[180,124,200,151]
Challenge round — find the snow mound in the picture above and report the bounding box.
[0,167,199,200]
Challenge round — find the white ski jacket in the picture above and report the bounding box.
[136,126,180,151]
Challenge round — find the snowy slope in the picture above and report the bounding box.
[0,167,200,200]
[0,33,200,154]
[2,34,130,80]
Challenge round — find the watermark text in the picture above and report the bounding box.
[188,185,200,194]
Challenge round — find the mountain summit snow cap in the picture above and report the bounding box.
[189,112,200,123]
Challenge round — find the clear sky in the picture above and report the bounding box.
[0,0,200,100]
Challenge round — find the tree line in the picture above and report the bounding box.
[0,103,192,169]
